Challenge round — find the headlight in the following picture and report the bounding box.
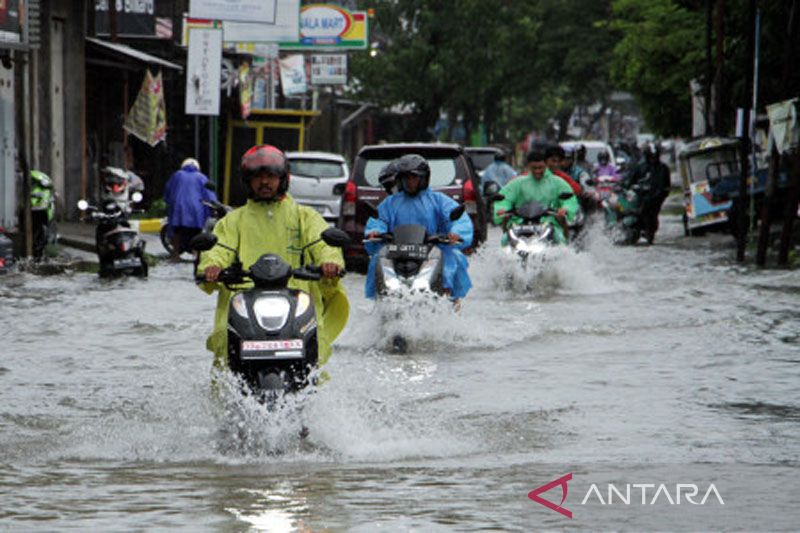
[231,293,249,319]
[253,296,291,331]
[294,292,311,317]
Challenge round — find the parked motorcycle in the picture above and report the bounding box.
[77,192,148,278]
[190,227,350,404]
[30,170,57,259]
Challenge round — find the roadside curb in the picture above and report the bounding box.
[132,219,162,233]
[57,234,95,254]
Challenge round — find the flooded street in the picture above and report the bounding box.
[2,213,799,531]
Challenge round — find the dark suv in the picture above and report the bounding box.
[338,143,488,272]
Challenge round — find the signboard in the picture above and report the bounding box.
[95,0,155,37]
[190,0,278,24]
[279,54,306,96]
[280,4,367,50]
[185,28,223,115]
[311,54,346,85]
[0,0,22,44]
[124,69,167,147]
[182,1,300,45]
[238,61,252,119]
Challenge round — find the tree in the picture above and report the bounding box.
[608,0,705,136]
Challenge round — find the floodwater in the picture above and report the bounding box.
[1,214,799,531]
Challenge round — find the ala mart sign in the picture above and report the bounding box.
[280,4,368,50]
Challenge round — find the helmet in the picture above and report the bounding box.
[378,160,398,194]
[102,167,128,195]
[30,170,52,188]
[577,144,587,160]
[240,145,290,199]
[643,142,660,162]
[394,154,430,194]
[597,151,610,164]
[181,158,200,171]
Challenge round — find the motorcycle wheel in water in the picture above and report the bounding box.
[364,206,466,353]
[77,192,149,278]
[191,227,350,407]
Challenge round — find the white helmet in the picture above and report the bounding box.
[181,158,200,171]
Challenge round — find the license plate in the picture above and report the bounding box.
[242,339,304,351]
[113,257,140,268]
[386,243,428,260]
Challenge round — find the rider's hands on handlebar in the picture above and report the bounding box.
[320,262,341,279]
[366,230,380,240]
[555,207,567,222]
[447,233,461,244]
[204,265,222,282]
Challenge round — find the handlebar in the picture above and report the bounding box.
[362,232,462,245]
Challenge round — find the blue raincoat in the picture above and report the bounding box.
[364,188,473,299]
[164,165,218,230]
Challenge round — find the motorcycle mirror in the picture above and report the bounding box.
[77,199,89,211]
[364,202,379,216]
[189,233,218,252]
[131,191,143,203]
[449,204,466,221]
[558,191,574,200]
[320,227,351,248]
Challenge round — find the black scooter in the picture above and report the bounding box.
[191,228,350,403]
[77,193,148,278]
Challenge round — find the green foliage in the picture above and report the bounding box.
[608,0,704,136]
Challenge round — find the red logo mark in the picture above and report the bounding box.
[528,473,573,518]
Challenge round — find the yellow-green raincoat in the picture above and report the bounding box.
[197,196,349,369]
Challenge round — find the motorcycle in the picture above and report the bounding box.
[160,181,226,256]
[496,192,575,265]
[77,191,149,278]
[600,182,648,245]
[30,170,58,259]
[190,227,350,403]
[365,205,465,299]
[0,229,14,273]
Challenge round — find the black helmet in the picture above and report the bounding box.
[394,154,430,194]
[378,160,398,194]
[240,144,290,200]
[597,151,610,164]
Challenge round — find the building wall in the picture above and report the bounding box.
[37,0,86,220]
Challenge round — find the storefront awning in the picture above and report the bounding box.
[86,37,183,72]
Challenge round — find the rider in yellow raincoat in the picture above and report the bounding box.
[197,145,349,370]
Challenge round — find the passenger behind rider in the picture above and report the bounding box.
[197,144,349,369]
[544,144,582,196]
[481,151,517,189]
[364,153,473,302]
[493,149,579,245]
[561,145,596,214]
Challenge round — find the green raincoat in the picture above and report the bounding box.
[197,196,349,369]
[492,169,579,244]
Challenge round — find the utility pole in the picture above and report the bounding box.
[705,0,714,133]
[778,0,800,265]
[736,0,755,262]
